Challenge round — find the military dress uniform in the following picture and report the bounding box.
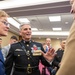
[5,40,50,75]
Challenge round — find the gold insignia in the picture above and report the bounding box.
[27,50,29,52]
[27,44,29,46]
[26,50,30,56]
[15,49,23,51]
[18,54,20,56]
[28,64,30,67]
[28,57,30,60]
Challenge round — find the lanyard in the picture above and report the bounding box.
[19,42,37,65]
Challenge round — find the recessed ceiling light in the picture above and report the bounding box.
[52,28,62,31]
[32,31,69,36]
[65,22,68,24]
[49,16,61,22]
[39,29,43,30]
[7,17,20,29]
[31,28,38,31]
[18,18,30,23]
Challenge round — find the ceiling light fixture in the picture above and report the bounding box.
[39,29,43,30]
[0,0,68,9]
[7,17,20,29]
[18,18,30,23]
[32,31,69,36]
[65,22,68,24]
[31,28,38,31]
[49,16,61,22]
[52,28,62,31]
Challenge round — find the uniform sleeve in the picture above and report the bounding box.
[52,56,59,68]
[56,21,75,75]
[52,50,60,68]
[5,45,14,75]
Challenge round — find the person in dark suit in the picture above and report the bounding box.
[0,10,9,75]
[51,40,66,75]
[5,23,55,75]
[53,40,66,69]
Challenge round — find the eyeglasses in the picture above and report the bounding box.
[0,21,10,26]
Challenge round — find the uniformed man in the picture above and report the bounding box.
[52,40,66,75]
[5,23,55,75]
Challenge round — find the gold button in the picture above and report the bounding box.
[27,50,30,52]
[18,55,20,56]
[28,64,30,67]
[27,44,29,46]
[28,57,30,60]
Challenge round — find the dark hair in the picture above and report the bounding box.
[10,36,18,41]
[0,38,2,40]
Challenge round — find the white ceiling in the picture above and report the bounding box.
[0,0,73,39]
[0,0,69,9]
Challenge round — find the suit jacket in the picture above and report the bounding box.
[2,44,10,60]
[5,40,50,75]
[56,20,75,75]
[0,50,6,75]
[53,49,64,69]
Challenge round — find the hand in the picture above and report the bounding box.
[41,48,56,62]
[58,63,61,67]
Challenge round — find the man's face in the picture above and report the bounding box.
[0,17,9,36]
[10,39,17,44]
[46,38,51,46]
[20,25,32,40]
[61,41,66,50]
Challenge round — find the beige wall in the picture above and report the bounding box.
[32,38,63,50]
[1,32,65,50]
[1,31,19,47]
[52,39,61,50]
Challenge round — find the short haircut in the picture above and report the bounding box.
[0,10,9,17]
[10,36,18,41]
[19,22,31,30]
[46,38,51,41]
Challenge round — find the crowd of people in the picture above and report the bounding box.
[0,0,75,75]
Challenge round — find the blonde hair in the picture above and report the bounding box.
[0,10,9,17]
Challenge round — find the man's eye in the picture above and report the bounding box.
[29,28,31,30]
[24,28,27,30]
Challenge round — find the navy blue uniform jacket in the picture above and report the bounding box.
[5,40,50,75]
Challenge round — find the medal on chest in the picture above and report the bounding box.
[31,44,42,56]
